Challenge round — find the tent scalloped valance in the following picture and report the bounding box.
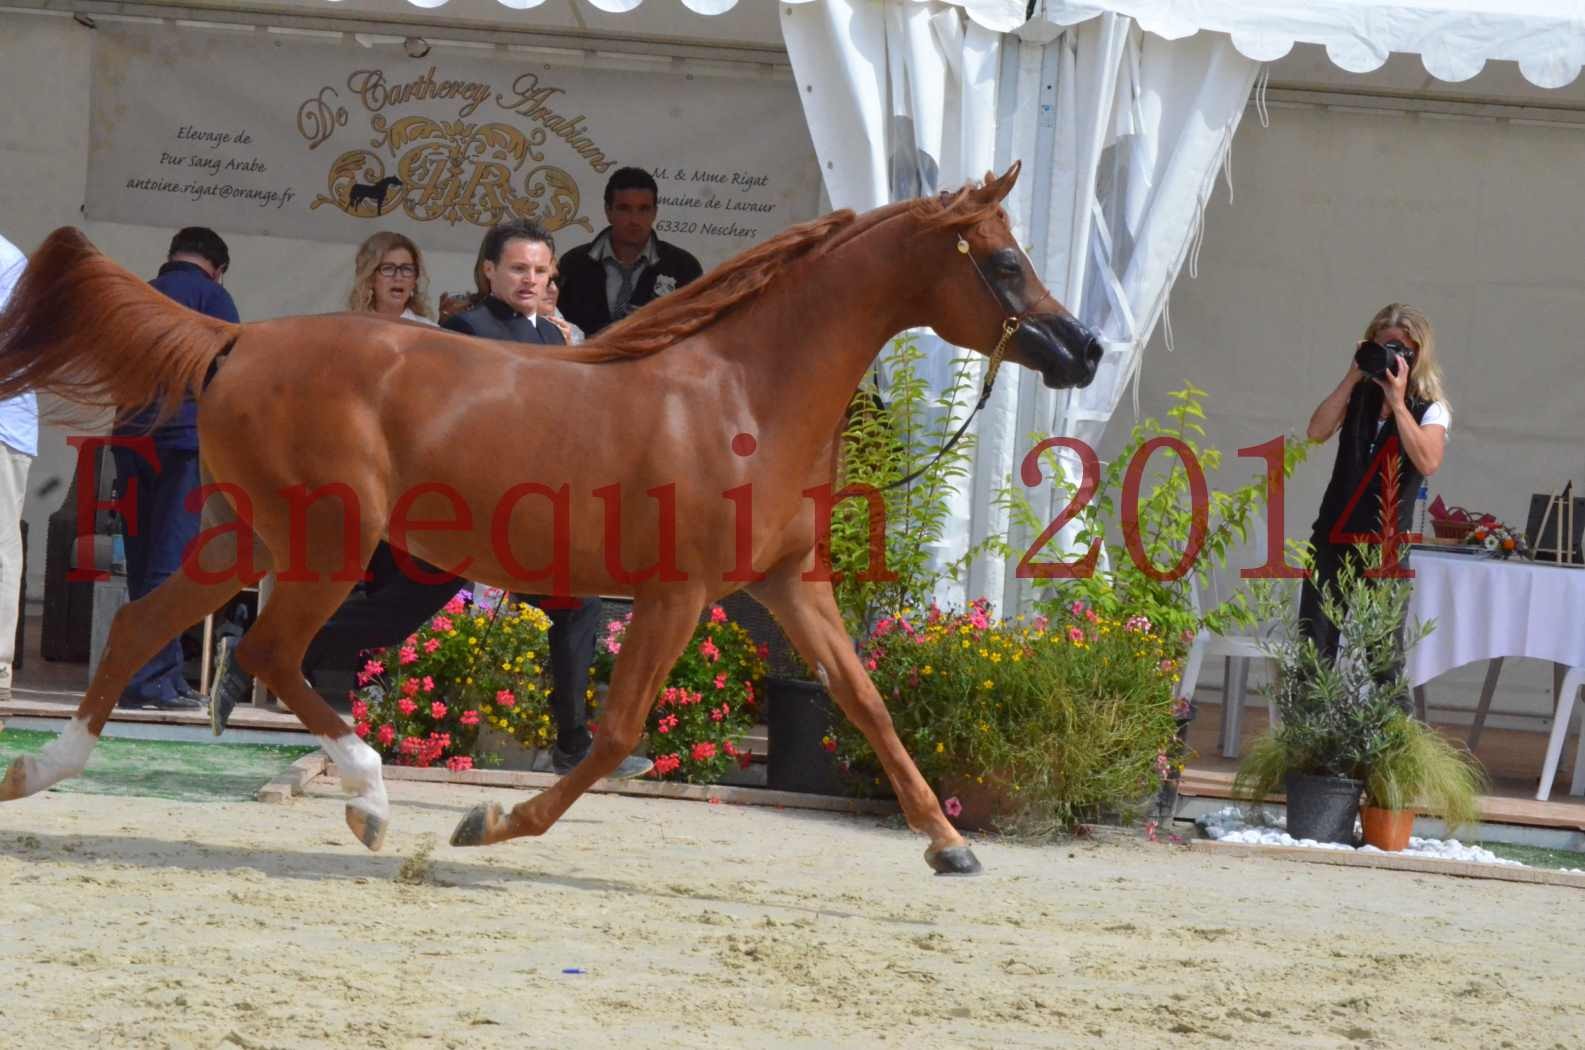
[393,0,1030,35]
[1033,0,1585,90]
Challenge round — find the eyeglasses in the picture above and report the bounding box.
[376,263,419,279]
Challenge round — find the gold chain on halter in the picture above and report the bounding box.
[981,315,1020,400]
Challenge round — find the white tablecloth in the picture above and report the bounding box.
[1406,549,1585,687]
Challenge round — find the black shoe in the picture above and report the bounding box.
[118,691,205,712]
[209,634,252,737]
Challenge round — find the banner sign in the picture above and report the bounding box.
[86,27,822,265]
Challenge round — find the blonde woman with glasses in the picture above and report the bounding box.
[348,231,435,324]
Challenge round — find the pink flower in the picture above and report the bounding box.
[401,678,420,697]
[460,709,481,727]
[377,723,395,747]
[1069,600,1086,618]
[710,605,728,624]
[723,741,738,757]
[714,673,728,690]
[431,701,448,720]
[399,646,419,666]
[710,706,725,722]
[423,638,441,654]
[1160,659,1177,675]
[699,639,720,663]
[361,658,385,679]
[495,689,516,709]
[968,610,990,631]
[421,676,435,693]
[431,615,453,633]
[691,741,717,762]
[351,700,369,722]
[444,595,467,616]
[354,721,370,738]
[397,697,418,717]
[1032,614,1049,631]
[605,639,622,655]
[944,797,963,818]
[864,658,878,671]
[446,755,473,773]
[1068,626,1085,644]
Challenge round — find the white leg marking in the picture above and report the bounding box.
[13,716,98,795]
[319,733,388,817]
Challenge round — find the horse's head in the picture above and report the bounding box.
[915,163,1102,390]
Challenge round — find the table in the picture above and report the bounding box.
[1406,548,1585,800]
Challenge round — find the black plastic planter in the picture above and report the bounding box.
[1284,773,1363,845]
[765,676,846,796]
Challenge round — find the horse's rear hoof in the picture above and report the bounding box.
[450,802,506,848]
[345,803,387,852]
[926,844,984,876]
[0,757,27,802]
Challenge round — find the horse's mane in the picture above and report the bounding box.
[576,176,1006,361]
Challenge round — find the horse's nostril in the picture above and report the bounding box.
[1085,337,1103,368]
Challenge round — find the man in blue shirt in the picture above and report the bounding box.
[115,227,239,710]
[0,233,37,703]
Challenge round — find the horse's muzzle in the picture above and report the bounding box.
[1023,314,1104,389]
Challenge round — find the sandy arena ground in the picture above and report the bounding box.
[2,777,1583,1050]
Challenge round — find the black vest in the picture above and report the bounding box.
[1313,382,1431,543]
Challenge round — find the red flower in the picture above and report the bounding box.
[738,749,753,770]
[496,689,516,708]
[447,755,473,773]
[397,697,418,717]
[399,646,419,666]
[653,753,682,776]
[430,701,448,720]
[401,678,420,698]
[353,721,370,738]
[431,615,453,633]
[460,709,481,727]
[351,700,369,722]
[361,658,385,679]
[699,639,720,663]
[421,676,435,693]
[691,741,717,762]
[723,741,738,757]
[710,605,728,624]
[820,735,837,753]
[377,723,396,747]
[423,638,441,654]
[714,673,728,690]
[756,643,770,662]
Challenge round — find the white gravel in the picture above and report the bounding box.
[1198,806,1585,872]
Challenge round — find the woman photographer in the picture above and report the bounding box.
[1301,303,1450,663]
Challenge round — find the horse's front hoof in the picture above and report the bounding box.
[345,802,388,852]
[450,802,507,848]
[925,844,984,876]
[0,757,29,802]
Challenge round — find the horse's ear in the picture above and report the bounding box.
[980,161,1020,202]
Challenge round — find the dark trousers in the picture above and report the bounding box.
[114,446,201,701]
[302,543,601,759]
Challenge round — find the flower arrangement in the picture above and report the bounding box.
[1466,520,1529,560]
[594,605,767,782]
[353,591,558,771]
[831,597,1185,831]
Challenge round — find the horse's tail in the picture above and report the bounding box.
[0,227,240,425]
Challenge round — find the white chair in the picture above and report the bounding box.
[1175,569,1278,759]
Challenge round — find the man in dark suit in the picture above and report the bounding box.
[118,227,239,710]
[556,167,704,337]
[210,220,650,779]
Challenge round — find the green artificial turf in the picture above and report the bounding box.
[0,728,316,803]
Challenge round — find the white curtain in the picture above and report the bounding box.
[782,0,1259,615]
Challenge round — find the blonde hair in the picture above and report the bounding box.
[347,232,432,319]
[1364,302,1447,406]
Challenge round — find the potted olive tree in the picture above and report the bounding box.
[1235,546,1437,845]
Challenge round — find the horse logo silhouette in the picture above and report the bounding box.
[348,176,404,215]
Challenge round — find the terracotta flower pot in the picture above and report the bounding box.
[1360,805,1416,852]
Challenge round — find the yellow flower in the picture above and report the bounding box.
[981,679,994,690]
[935,742,944,753]
[922,666,933,676]
[990,653,1002,664]
[978,722,989,732]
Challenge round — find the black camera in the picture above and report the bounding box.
[1354,339,1415,380]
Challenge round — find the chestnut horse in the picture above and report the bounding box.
[0,164,1100,875]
